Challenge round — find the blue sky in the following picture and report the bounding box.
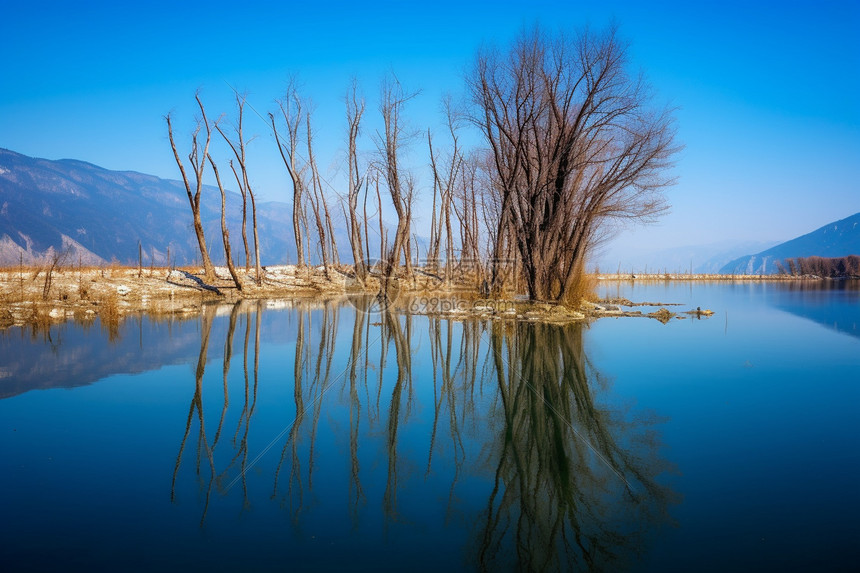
[1,0,858,260]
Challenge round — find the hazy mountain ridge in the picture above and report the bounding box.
[594,239,779,275]
[720,213,860,274]
[0,148,302,266]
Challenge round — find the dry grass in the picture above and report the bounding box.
[27,303,53,331]
[0,303,14,328]
[648,308,677,324]
[0,261,612,329]
[560,269,598,307]
[98,291,121,339]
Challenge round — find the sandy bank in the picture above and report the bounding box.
[0,265,731,330]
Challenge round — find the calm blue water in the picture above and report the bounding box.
[1,283,858,572]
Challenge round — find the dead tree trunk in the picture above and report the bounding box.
[453,159,483,286]
[346,81,367,285]
[207,154,244,292]
[216,92,262,285]
[165,92,216,282]
[363,178,372,276]
[427,129,441,272]
[375,174,387,267]
[323,198,340,266]
[427,99,463,285]
[305,111,331,279]
[377,76,417,296]
[271,82,307,268]
[227,161,249,269]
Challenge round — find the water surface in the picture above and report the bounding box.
[1,282,858,571]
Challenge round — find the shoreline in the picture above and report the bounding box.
[0,265,846,330]
[594,273,852,281]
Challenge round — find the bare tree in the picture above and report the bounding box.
[346,80,368,285]
[428,131,440,271]
[323,199,340,266]
[41,249,68,301]
[454,152,484,283]
[166,92,217,282]
[377,75,418,295]
[216,92,262,285]
[207,154,245,291]
[304,110,332,278]
[374,173,387,264]
[271,81,308,268]
[427,97,465,284]
[469,26,678,303]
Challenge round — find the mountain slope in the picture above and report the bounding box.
[720,213,860,274]
[594,239,778,275]
[0,148,301,266]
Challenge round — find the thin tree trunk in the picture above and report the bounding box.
[346,82,367,285]
[375,176,387,284]
[215,93,263,286]
[305,112,331,279]
[270,84,307,268]
[427,129,440,271]
[228,160,251,272]
[363,179,371,276]
[207,154,244,292]
[165,93,216,282]
[378,76,416,295]
[323,197,340,266]
[249,190,261,284]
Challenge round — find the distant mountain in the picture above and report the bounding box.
[720,213,860,274]
[688,241,783,274]
[594,239,778,275]
[0,148,306,266]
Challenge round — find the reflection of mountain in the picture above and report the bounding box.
[0,302,300,399]
[0,317,201,399]
[767,281,860,339]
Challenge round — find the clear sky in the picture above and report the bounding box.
[1,0,858,257]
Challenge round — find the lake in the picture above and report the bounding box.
[1,281,858,572]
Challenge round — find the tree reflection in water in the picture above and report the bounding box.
[478,320,678,571]
[171,300,262,524]
[169,299,677,569]
[272,299,341,521]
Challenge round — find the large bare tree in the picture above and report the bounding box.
[469,26,678,302]
[377,76,417,295]
[166,92,217,282]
